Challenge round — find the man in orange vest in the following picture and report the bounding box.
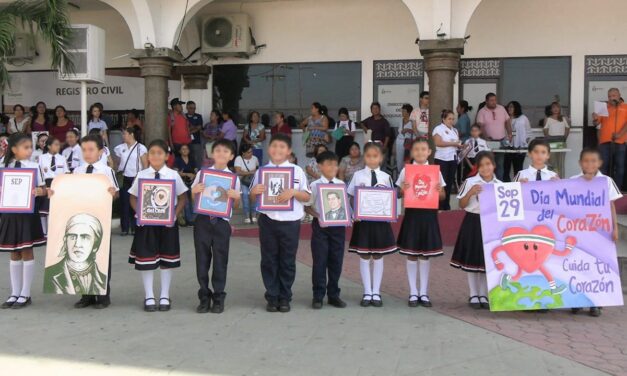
[593,88,627,190]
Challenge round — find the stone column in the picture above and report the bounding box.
[419,39,465,135]
[131,48,182,144]
[177,65,212,117]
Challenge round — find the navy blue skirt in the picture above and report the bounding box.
[397,208,443,258]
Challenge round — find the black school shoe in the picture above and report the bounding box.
[93,296,111,309]
[197,299,211,313]
[312,299,323,309]
[327,296,346,308]
[589,307,602,317]
[211,299,224,314]
[144,298,157,312]
[360,294,372,307]
[419,295,433,308]
[158,298,171,312]
[12,297,31,309]
[1,296,18,309]
[266,302,279,312]
[278,300,291,313]
[371,294,383,307]
[74,296,96,309]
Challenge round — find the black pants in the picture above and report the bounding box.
[193,215,231,301]
[120,176,136,233]
[503,153,525,182]
[258,214,301,304]
[311,219,345,300]
[335,135,354,160]
[435,159,457,211]
[82,245,111,301]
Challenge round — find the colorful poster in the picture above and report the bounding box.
[402,164,440,209]
[44,174,112,296]
[479,179,623,311]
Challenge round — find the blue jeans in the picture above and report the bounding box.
[184,190,195,223]
[599,142,626,190]
[241,184,257,217]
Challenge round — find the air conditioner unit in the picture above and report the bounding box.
[201,14,255,57]
[58,24,105,83]
[6,33,36,61]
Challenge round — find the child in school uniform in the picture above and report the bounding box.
[450,151,501,310]
[31,133,49,163]
[89,129,114,168]
[191,139,241,314]
[396,138,445,307]
[53,134,119,309]
[250,133,311,313]
[0,133,48,309]
[62,128,83,173]
[348,142,398,307]
[129,139,188,312]
[305,150,348,309]
[570,147,623,317]
[463,124,490,178]
[513,139,558,183]
[38,136,69,235]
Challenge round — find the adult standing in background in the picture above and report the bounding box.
[593,88,627,189]
[543,102,570,138]
[50,105,74,143]
[339,142,364,184]
[185,101,204,166]
[333,107,357,160]
[504,101,531,181]
[168,98,191,154]
[126,109,143,131]
[395,104,416,171]
[31,101,49,132]
[243,111,266,164]
[219,110,238,168]
[300,102,329,156]
[270,112,292,137]
[361,102,391,154]
[476,93,512,180]
[202,109,222,165]
[8,104,31,134]
[455,100,473,142]
[410,91,430,136]
[433,110,462,210]
[87,103,109,146]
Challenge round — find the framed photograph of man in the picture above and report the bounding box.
[0,168,37,213]
[44,174,112,295]
[258,166,294,211]
[137,179,176,226]
[354,187,397,222]
[316,184,351,227]
[195,169,237,218]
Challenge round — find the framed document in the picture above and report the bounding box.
[194,169,237,218]
[137,179,176,226]
[403,164,440,209]
[354,187,397,222]
[316,184,351,227]
[0,168,37,213]
[258,167,294,211]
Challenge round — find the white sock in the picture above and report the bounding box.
[372,258,384,300]
[40,217,48,236]
[467,272,479,299]
[406,260,418,299]
[359,258,372,297]
[160,269,173,301]
[18,260,35,302]
[141,270,155,300]
[9,260,23,301]
[419,259,430,297]
[478,273,488,297]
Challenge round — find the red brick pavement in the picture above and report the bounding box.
[237,212,627,376]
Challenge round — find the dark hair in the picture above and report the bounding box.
[370,101,381,110]
[248,110,260,124]
[311,102,323,115]
[13,104,25,113]
[411,137,431,148]
[80,135,104,150]
[320,105,329,117]
[348,141,360,153]
[88,128,102,137]
[338,107,349,117]
[528,138,551,153]
[470,123,481,131]
[4,132,31,167]
[35,132,49,150]
[239,143,253,154]
[441,109,455,120]
[419,91,429,99]
[316,150,339,164]
[32,101,48,121]
[210,109,222,122]
[222,110,232,119]
[485,92,496,101]
[550,101,564,122]
[579,147,602,161]
[326,191,341,200]
[44,136,59,154]
[52,105,67,124]
[475,150,496,167]
[275,111,285,120]
[289,152,298,164]
[66,128,80,139]
[124,125,141,141]
[402,103,414,114]
[313,144,328,157]
[148,139,170,154]
[507,101,523,118]
[89,103,102,122]
[458,100,473,113]
[212,139,236,156]
[127,108,140,119]
[269,133,292,148]
[186,100,196,106]
[363,141,383,155]
[477,102,486,112]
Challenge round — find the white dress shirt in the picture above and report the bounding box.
[464,137,490,159]
[514,165,557,182]
[62,144,83,172]
[251,160,310,221]
[395,161,446,188]
[432,123,460,162]
[192,166,242,222]
[114,142,148,177]
[347,166,394,196]
[39,153,69,180]
[73,160,119,191]
[570,171,623,201]
[128,165,188,205]
[458,174,502,214]
[511,115,531,148]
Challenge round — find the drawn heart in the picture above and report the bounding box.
[498,225,561,273]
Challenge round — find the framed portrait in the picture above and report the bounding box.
[403,164,440,209]
[316,184,351,227]
[137,179,176,226]
[31,131,49,151]
[195,169,237,218]
[0,168,37,213]
[354,187,397,222]
[258,167,294,211]
[44,174,112,296]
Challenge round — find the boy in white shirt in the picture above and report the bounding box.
[514,139,558,182]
